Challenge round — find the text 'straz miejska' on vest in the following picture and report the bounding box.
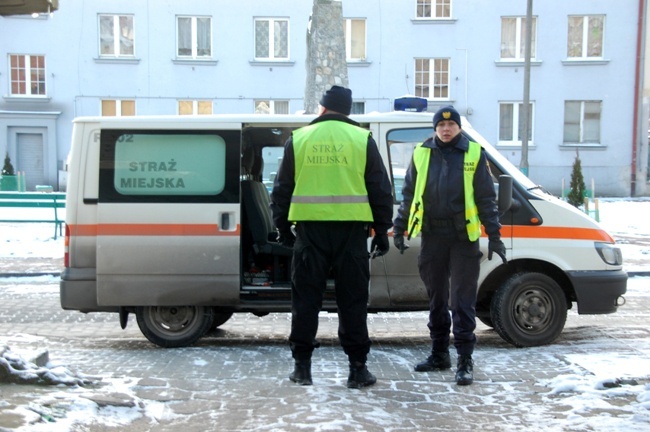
[306,144,349,166]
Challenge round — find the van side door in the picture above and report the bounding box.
[95,127,241,307]
[377,125,433,307]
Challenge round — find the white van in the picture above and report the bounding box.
[60,112,627,348]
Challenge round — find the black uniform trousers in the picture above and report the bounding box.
[419,233,481,356]
[289,221,371,364]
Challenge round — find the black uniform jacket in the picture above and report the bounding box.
[270,113,394,236]
[393,133,502,241]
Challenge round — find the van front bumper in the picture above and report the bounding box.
[567,269,627,314]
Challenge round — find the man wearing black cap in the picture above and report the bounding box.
[392,106,506,386]
[270,85,393,388]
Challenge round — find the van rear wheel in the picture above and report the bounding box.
[135,306,215,348]
[491,272,567,347]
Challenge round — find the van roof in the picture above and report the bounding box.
[72,111,440,126]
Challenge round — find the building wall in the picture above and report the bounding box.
[0,0,646,196]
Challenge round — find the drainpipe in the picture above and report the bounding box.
[632,0,646,196]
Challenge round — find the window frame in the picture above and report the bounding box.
[344,18,367,61]
[415,0,452,19]
[414,57,450,100]
[98,14,135,58]
[254,17,290,61]
[178,100,213,115]
[101,99,136,117]
[351,101,366,115]
[176,15,212,59]
[9,54,46,97]
[567,15,605,59]
[563,100,602,145]
[254,100,290,114]
[500,16,537,61]
[498,101,534,146]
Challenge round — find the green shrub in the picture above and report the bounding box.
[567,152,586,208]
[2,152,15,176]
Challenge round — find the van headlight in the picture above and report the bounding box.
[595,242,623,266]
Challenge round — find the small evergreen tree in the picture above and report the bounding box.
[567,151,586,208]
[2,152,15,176]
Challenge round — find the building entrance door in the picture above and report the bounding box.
[17,133,44,191]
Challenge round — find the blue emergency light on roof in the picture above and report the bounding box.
[394,96,428,112]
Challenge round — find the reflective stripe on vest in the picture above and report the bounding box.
[407,140,482,241]
[288,121,374,222]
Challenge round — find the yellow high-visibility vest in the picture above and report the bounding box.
[407,140,482,241]
[288,121,374,222]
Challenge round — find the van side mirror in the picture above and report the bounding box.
[498,175,513,213]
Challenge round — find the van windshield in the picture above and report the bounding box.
[458,125,542,192]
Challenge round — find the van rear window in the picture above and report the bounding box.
[99,129,240,203]
[114,134,225,196]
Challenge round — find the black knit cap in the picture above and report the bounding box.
[319,85,353,115]
[433,106,461,129]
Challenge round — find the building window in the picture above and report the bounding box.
[177,16,212,58]
[255,100,289,114]
[102,99,136,116]
[99,15,135,57]
[255,18,289,60]
[567,15,604,59]
[416,0,451,19]
[9,54,46,96]
[499,102,533,145]
[415,58,449,99]
[351,102,365,115]
[345,19,366,61]
[501,17,537,60]
[178,100,212,115]
[563,101,601,144]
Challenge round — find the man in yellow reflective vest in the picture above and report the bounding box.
[270,86,393,388]
[393,106,507,386]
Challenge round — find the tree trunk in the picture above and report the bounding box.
[304,0,349,114]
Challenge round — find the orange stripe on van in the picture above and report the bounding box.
[68,224,240,236]
[496,225,614,243]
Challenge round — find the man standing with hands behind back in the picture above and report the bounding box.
[392,106,506,386]
[270,85,394,388]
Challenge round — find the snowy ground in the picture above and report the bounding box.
[1,277,649,431]
[0,197,649,431]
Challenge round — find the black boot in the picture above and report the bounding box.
[455,355,474,386]
[414,350,451,372]
[289,360,312,386]
[347,362,377,389]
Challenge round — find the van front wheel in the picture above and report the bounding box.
[491,272,567,347]
[136,306,215,348]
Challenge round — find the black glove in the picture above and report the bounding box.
[277,231,295,248]
[393,232,409,254]
[370,233,390,258]
[488,239,507,264]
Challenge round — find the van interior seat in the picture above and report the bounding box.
[241,146,293,258]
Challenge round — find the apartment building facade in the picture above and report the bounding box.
[0,0,647,195]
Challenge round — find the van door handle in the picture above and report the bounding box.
[221,213,230,231]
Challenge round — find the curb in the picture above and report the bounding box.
[1,272,61,278]
[2,271,649,278]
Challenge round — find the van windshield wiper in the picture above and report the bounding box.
[527,185,551,194]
